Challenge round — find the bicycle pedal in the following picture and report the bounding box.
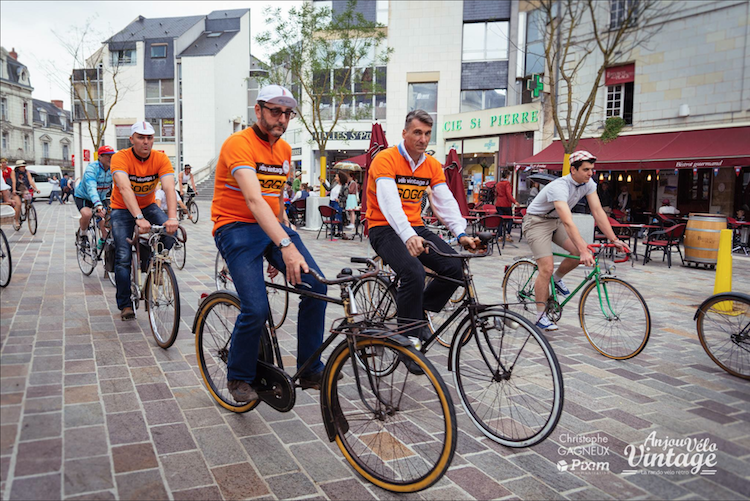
[255,361,295,412]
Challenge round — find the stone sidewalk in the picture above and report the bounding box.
[1,200,749,500]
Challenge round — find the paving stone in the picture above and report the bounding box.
[169,485,223,500]
[152,423,197,454]
[446,466,512,499]
[102,392,141,413]
[9,473,61,501]
[19,412,61,441]
[106,411,149,445]
[160,451,214,491]
[269,419,318,444]
[320,478,375,500]
[65,360,97,374]
[63,456,114,496]
[14,438,62,477]
[211,462,269,499]
[26,384,61,398]
[64,385,99,404]
[112,443,159,474]
[99,378,134,394]
[192,425,247,466]
[172,387,212,410]
[503,475,565,500]
[64,426,108,459]
[64,373,99,386]
[290,442,352,482]
[223,411,270,437]
[97,366,130,380]
[183,408,224,429]
[65,344,94,361]
[0,405,21,425]
[63,490,117,500]
[164,370,201,388]
[115,469,169,500]
[240,434,299,476]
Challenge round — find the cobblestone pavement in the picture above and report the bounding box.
[1,200,749,500]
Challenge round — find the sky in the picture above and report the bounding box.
[0,1,302,109]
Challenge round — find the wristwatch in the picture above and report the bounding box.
[278,238,292,249]
[135,214,145,220]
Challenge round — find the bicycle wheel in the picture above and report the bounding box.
[579,277,650,360]
[105,270,116,287]
[502,259,539,324]
[76,225,97,276]
[146,262,180,348]
[19,202,27,222]
[195,291,273,412]
[452,308,563,447]
[696,293,750,380]
[324,336,456,492]
[214,251,235,291]
[0,230,11,287]
[265,265,288,330]
[351,276,397,321]
[189,201,199,224]
[172,240,186,270]
[27,204,37,235]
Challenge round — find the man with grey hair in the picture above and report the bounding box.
[365,109,477,373]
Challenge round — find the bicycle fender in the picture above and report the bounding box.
[321,342,347,442]
[388,334,413,347]
[694,292,750,320]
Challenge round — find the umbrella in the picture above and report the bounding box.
[361,123,388,236]
[528,173,559,185]
[443,148,470,217]
[333,161,362,172]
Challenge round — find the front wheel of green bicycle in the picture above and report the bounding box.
[579,277,650,359]
[502,259,539,324]
[324,336,456,492]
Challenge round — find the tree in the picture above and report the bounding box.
[256,0,391,193]
[537,0,674,173]
[42,18,127,169]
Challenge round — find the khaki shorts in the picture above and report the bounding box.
[522,215,569,259]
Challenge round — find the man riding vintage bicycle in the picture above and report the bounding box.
[75,145,115,250]
[522,150,626,331]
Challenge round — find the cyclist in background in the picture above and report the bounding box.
[179,164,198,200]
[74,145,115,249]
[522,150,626,331]
[10,160,40,230]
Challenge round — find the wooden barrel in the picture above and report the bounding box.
[684,213,727,264]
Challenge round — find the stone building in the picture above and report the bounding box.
[32,99,73,169]
[0,47,34,164]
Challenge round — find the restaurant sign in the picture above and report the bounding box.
[442,102,541,139]
[312,130,372,142]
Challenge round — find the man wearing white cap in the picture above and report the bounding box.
[211,84,329,403]
[522,150,626,330]
[109,121,179,320]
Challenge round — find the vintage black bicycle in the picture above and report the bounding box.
[695,292,750,380]
[193,267,457,492]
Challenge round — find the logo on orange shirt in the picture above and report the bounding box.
[396,175,430,202]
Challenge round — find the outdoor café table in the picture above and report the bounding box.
[625,224,661,261]
[464,215,481,234]
[732,220,750,255]
[350,207,364,241]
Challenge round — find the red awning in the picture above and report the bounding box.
[517,126,750,171]
[340,153,368,167]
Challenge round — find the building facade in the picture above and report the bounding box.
[32,99,73,169]
[72,9,253,179]
[525,0,750,216]
[0,47,34,164]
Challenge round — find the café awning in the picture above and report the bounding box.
[339,152,368,167]
[517,126,750,171]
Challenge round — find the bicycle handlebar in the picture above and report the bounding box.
[422,238,491,259]
[307,268,379,286]
[587,243,631,263]
[350,256,379,269]
[128,224,187,245]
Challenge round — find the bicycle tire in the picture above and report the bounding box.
[0,229,11,287]
[146,262,180,348]
[19,202,27,222]
[105,270,116,287]
[76,225,97,276]
[27,204,37,235]
[324,336,456,492]
[696,293,750,380]
[214,251,235,292]
[195,291,273,412]
[579,277,650,360]
[266,268,289,330]
[452,308,563,447]
[350,276,397,321]
[502,259,540,324]
[426,285,465,348]
[172,241,186,270]
[189,201,199,224]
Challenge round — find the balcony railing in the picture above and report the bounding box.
[40,157,73,168]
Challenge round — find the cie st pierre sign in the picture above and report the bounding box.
[441,102,541,140]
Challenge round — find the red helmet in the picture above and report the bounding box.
[98,145,116,156]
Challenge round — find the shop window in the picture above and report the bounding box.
[460,89,506,112]
[462,21,509,61]
[148,118,175,143]
[151,44,167,59]
[610,0,638,29]
[116,124,131,150]
[408,82,437,144]
[146,80,175,104]
[606,82,634,125]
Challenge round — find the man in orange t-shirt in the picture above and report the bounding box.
[211,85,328,403]
[110,121,178,320]
[367,110,477,370]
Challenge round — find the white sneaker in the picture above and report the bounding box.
[535,315,559,331]
[345,224,355,230]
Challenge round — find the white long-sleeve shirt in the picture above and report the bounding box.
[375,141,467,243]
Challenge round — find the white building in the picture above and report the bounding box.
[72,9,253,180]
[0,47,35,164]
[32,99,73,169]
[522,0,750,215]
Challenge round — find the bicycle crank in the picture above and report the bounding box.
[546,300,563,323]
[255,360,295,412]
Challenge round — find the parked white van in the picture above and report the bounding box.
[25,165,63,199]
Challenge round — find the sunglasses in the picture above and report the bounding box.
[261,103,297,119]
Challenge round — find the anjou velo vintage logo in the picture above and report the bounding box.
[622,432,718,476]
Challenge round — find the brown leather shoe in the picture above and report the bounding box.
[227,380,258,402]
[121,306,135,321]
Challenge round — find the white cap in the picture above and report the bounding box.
[131,121,156,136]
[257,85,297,108]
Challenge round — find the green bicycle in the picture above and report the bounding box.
[502,243,650,360]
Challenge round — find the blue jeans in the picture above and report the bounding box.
[48,190,63,204]
[330,201,343,233]
[215,222,327,383]
[111,204,174,310]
